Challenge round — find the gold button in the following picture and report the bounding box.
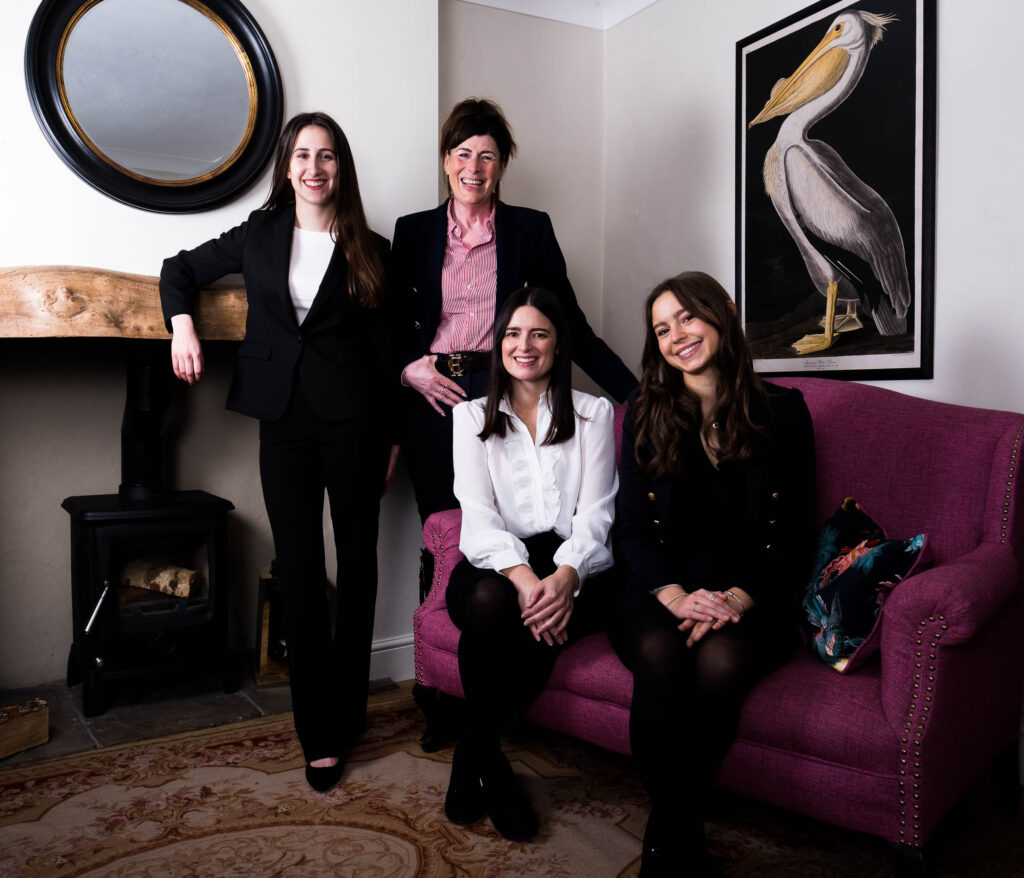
[647,492,656,501]
[413,320,421,330]
[771,491,780,500]
[652,519,660,525]
[765,543,772,551]
[769,519,777,526]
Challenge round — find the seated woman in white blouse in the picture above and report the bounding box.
[444,286,620,841]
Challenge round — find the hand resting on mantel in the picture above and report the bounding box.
[0,266,245,340]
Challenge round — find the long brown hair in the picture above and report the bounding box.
[478,287,577,446]
[633,271,768,479]
[262,112,384,307]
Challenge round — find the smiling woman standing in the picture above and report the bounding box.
[159,112,397,794]
[612,272,816,876]
[442,286,619,841]
[391,98,636,524]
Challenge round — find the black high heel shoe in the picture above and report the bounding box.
[305,759,343,793]
[479,749,538,842]
[445,742,485,824]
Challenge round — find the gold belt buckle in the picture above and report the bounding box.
[448,353,465,377]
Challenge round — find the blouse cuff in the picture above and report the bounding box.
[552,547,590,592]
[486,548,530,575]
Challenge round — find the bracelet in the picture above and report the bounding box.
[723,590,747,613]
[664,590,688,609]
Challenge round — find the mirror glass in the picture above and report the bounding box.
[61,0,254,184]
[26,0,282,212]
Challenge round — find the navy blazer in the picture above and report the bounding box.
[390,200,637,402]
[160,206,396,425]
[616,383,817,611]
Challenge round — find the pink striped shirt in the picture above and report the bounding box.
[431,200,498,354]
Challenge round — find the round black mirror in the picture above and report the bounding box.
[25,0,283,213]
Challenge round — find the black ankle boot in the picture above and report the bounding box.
[639,807,710,877]
[445,742,485,824]
[479,748,538,842]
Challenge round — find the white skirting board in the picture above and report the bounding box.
[369,633,415,685]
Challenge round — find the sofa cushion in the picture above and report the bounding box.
[738,650,896,773]
[803,497,926,672]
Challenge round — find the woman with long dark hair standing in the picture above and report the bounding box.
[443,286,619,841]
[160,112,396,793]
[612,272,816,875]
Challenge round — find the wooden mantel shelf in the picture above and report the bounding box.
[0,266,246,340]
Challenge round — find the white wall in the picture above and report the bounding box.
[0,0,437,688]
[603,0,1024,414]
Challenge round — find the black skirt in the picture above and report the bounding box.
[447,531,619,637]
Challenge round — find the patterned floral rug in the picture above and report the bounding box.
[0,693,1020,877]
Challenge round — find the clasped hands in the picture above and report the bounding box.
[659,586,748,648]
[503,563,579,647]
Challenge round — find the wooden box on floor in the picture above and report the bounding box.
[0,698,49,759]
[255,566,289,687]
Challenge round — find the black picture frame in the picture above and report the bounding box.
[736,0,935,379]
[25,0,283,214]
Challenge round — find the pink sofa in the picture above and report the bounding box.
[413,376,1024,853]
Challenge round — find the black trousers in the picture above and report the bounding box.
[446,532,617,748]
[609,591,793,819]
[259,385,388,762]
[403,367,490,523]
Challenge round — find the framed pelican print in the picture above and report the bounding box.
[736,0,935,379]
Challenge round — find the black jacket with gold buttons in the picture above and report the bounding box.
[615,383,817,612]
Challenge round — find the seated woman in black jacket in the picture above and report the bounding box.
[611,271,816,877]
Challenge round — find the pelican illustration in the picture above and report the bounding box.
[749,11,911,354]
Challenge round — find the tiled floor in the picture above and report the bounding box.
[0,661,401,770]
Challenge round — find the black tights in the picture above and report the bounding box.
[448,572,562,752]
[445,532,614,753]
[610,592,788,818]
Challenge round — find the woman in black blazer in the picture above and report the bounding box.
[390,98,636,522]
[611,272,816,876]
[160,112,396,793]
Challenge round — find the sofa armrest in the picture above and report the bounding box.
[421,508,464,607]
[881,541,1019,646]
[879,540,1024,736]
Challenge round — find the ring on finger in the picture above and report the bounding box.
[709,593,718,601]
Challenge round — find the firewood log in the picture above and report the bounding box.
[120,559,199,598]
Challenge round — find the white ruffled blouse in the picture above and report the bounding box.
[452,390,618,589]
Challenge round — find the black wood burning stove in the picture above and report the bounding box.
[63,343,235,716]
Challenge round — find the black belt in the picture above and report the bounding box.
[433,351,491,378]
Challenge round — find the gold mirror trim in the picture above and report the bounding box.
[55,0,259,188]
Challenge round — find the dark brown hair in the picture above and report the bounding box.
[478,287,577,446]
[633,271,769,478]
[439,98,517,201]
[262,112,384,307]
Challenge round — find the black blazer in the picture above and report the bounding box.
[160,206,396,426]
[390,200,637,402]
[616,383,817,611]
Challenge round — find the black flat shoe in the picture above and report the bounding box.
[445,743,485,824]
[305,760,343,793]
[479,750,538,842]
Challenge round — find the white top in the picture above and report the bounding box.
[452,389,618,590]
[288,227,335,324]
